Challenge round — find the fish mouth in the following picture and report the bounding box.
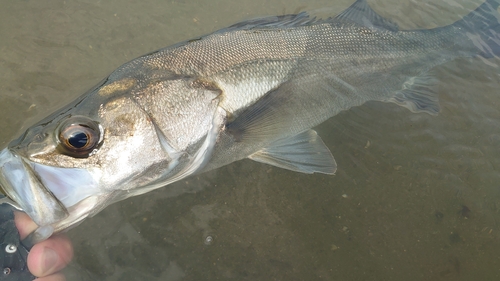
[0,148,69,227]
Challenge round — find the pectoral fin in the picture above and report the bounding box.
[249,130,336,175]
[225,81,296,143]
[225,72,354,144]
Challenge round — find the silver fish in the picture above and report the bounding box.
[0,0,499,238]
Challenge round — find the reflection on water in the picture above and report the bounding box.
[1,0,500,280]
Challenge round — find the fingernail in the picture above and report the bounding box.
[42,247,59,274]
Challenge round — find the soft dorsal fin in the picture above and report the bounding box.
[249,130,336,175]
[335,0,399,31]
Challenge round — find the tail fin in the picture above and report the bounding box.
[455,0,500,58]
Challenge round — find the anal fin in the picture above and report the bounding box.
[248,130,336,175]
[385,74,440,115]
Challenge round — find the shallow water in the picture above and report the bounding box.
[1,0,500,280]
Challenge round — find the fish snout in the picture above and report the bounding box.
[0,148,69,228]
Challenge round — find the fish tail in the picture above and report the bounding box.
[454,0,500,58]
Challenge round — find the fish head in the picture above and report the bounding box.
[0,70,225,233]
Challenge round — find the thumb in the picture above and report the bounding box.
[27,236,73,277]
[14,211,73,278]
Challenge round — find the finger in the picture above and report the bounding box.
[35,272,66,281]
[14,211,38,240]
[27,235,73,277]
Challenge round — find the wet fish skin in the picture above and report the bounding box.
[0,0,499,235]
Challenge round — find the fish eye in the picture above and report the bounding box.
[57,116,101,158]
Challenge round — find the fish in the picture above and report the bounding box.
[0,0,499,239]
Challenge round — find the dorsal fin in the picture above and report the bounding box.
[335,0,399,31]
[221,12,325,32]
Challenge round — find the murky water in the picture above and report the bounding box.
[1,0,500,280]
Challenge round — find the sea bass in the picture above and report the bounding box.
[0,0,499,238]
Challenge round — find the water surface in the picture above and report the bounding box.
[1,0,499,280]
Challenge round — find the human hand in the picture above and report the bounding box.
[14,212,73,281]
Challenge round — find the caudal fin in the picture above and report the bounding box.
[455,0,500,58]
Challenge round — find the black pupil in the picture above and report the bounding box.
[68,132,88,148]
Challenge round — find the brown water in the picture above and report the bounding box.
[1,0,500,280]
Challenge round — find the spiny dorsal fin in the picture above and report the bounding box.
[221,12,326,32]
[335,0,399,31]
